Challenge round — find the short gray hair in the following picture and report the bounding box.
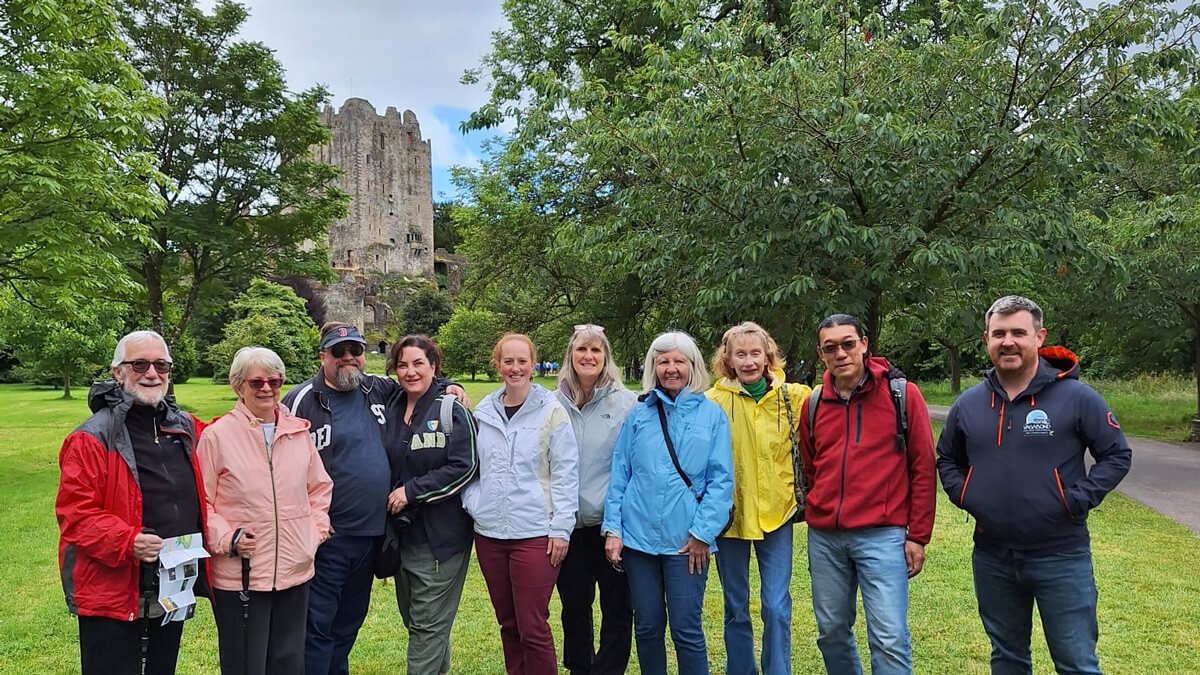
[111,330,171,368]
[229,347,286,387]
[985,295,1044,331]
[640,331,710,394]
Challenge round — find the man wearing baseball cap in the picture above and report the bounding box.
[283,322,467,675]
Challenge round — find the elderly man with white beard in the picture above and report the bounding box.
[56,330,210,675]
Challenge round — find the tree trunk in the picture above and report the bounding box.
[62,370,72,400]
[949,345,962,394]
[867,290,883,346]
[143,228,168,336]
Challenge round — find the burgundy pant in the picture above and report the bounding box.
[474,534,561,675]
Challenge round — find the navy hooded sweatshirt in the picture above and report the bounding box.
[936,347,1132,557]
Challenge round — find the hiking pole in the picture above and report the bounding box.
[240,556,251,675]
[139,528,158,675]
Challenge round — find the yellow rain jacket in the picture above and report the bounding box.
[705,371,812,539]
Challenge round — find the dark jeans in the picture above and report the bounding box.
[212,582,309,675]
[622,548,710,675]
[305,534,377,675]
[78,614,184,675]
[556,525,633,675]
[972,547,1102,675]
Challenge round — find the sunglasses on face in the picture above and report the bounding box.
[121,359,173,374]
[329,342,365,358]
[819,338,864,356]
[245,377,284,391]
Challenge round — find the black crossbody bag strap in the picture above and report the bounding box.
[656,399,701,503]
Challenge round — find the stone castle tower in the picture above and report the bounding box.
[310,98,435,333]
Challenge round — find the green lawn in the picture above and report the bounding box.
[920,373,1197,442]
[1,380,1198,674]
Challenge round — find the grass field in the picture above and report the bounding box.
[920,373,1197,442]
[1,374,1198,674]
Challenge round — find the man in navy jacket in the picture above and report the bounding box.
[937,296,1132,675]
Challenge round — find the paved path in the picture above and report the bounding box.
[928,405,1200,536]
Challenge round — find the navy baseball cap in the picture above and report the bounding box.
[320,325,367,350]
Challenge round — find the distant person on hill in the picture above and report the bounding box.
[799,314,936,675]
[56,330,209,674]
[937,296,1132,675]
[282,323,468,675]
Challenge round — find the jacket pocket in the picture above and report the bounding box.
[1053,468,1075,520]
[957,466,975,508]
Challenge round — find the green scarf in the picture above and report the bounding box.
[743,377,768,402]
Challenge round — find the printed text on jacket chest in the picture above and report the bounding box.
[411,430,448,450]
[1022,409,1054,437]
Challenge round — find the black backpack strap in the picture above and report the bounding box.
[656,399,701,503]
[807,384,822,451]
[889,377,908,453]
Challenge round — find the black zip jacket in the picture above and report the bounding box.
[384,381,479,562]
[937,347,1132,556]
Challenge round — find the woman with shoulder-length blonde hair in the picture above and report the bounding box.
[554,324,638,675]
[462,333,579,675]
[197,346,334,675]
[706,321,812,675]
[602,331,733,675]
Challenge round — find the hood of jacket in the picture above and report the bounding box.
[711,368,786,396]
[984,346,1080,401]
[818,356,894,400]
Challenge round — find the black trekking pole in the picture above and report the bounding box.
[139,528,158,675]
[240,556,251,675]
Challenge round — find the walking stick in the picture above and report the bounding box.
[139,528,158,675]
[240,556,251,675]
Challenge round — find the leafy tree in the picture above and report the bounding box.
[119,0,348,343]
[464,0,1198,354]
[397,286,454,338]
[433,201,463,253]
[0,0,163,298]
[437,308,504,380]
[206,280,320,383]
[0,292,125,399]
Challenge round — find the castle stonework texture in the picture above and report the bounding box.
[312,98,435,332]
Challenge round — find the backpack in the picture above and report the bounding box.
[807,376,909,453]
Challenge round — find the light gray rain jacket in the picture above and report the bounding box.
[556,383,638,528]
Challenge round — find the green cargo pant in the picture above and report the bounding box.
[395,544,471,675]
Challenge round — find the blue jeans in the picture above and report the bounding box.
[807,526,912,675]
[972,547,1101,675]
[716,524,793,675]
[623,548,710,675]
[305,534,377,675]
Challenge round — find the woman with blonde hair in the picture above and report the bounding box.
[198,346,333,674]
[602,331,733,675]
[706,322,812,675]
[554,324,637,675]
[462,333,579,674]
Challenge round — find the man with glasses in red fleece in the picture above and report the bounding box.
[56,330,209,675]
[798,314,936,675]
[284,322,469,675]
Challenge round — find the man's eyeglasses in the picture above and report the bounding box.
[329,342,365,358]
[120,359,172,374]
[819,338,864,356]
[245,377,284,391]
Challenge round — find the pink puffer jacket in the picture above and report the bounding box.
[197,401,333,591]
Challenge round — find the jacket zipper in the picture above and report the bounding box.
[265,433,280,590]
[1054,468,1075,520]
[834,398,851,529]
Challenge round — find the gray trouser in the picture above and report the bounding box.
[395,544,471,675]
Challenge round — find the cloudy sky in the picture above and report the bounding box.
[221,0,511,199]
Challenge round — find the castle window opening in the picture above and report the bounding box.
[380,133,385,149]
[389,238,396,246]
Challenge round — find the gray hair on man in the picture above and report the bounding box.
[229,346,286,388]
[640,330,710,394]
[111,330,172,368]
[985,295,1044,331]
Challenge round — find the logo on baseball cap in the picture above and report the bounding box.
[320,325,367,350]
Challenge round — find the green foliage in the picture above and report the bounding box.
[0,292,125,398]
[205,280,319,383]
[433,200,463,253]
[437,308,505,380]
[118,0,348,343]
[169,332,198,384]
[397,286,454,338]
[0,0,164,299]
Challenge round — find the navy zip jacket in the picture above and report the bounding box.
[936,347,1132,556]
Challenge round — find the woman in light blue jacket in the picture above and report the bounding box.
[602,331,734,675]
[555,324,638,675]
[462,333,579,675]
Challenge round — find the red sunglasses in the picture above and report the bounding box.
[245,377,284,391]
